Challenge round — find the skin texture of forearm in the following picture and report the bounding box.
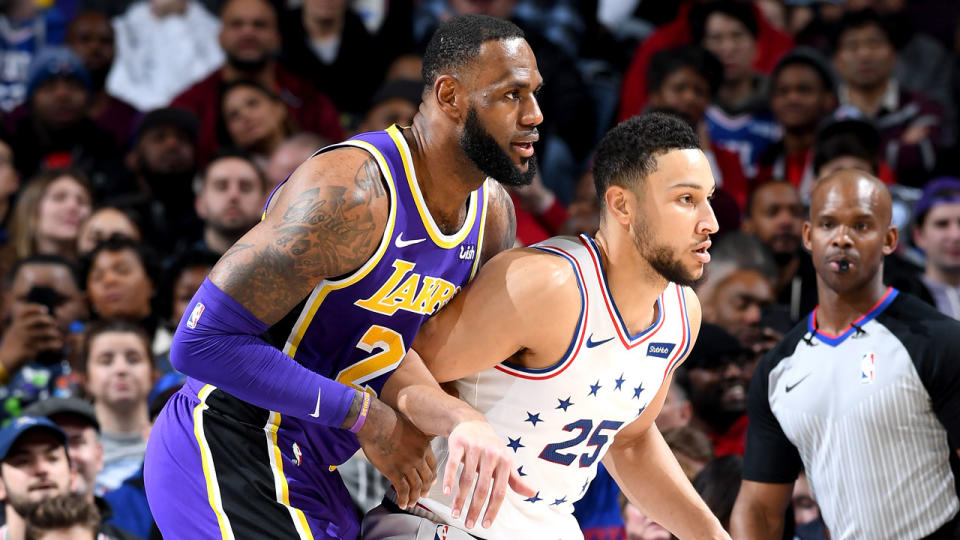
[729,502,784,540]
[730,480,793,540]
[604,426,728,539]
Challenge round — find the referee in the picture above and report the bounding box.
[731,169,960,539]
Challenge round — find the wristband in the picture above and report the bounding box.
[349,391,372,434]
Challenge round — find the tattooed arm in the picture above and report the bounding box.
[478,181,518,266]
[171,148,435,508]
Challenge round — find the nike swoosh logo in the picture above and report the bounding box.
[395,233,426,248]
[785,373,811,393]
[585,334,614,348]
[308,387,322,417]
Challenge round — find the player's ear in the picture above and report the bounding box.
[433,75,462,119]
[882,225,898,256]
[604,186,632,226]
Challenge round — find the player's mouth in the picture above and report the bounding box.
[511,141,535,158]
[692,241,711,263]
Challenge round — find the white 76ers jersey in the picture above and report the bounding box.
[418,235,694,539]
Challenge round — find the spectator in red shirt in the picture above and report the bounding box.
[755,48,838,194]
[171,0,344,166]
[617,0,793,123]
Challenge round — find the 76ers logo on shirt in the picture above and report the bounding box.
[860,352,876,384]
[186,303,205,329]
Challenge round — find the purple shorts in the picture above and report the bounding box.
[145,380,362,539]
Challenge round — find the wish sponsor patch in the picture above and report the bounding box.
[646,342,676,359]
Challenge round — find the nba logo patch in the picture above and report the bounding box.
[860,352,876,384]
[186,303,205,329]
[434,524,450,540]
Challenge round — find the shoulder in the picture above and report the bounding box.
[880,291,960,352]
[481,245,579,294]
[479,180,517,264]
[680,286,702,339]
[757,319,810,374]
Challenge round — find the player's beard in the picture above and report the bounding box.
[632,213,703,288]
[460,107,536,187]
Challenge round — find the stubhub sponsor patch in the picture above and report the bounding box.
[646,342,675,359]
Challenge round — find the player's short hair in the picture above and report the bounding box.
[421,14,525,88]
[24,494,99,540]
[648,45,723,98]
[592,112,701,207]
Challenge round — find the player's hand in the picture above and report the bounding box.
[357,397,436,509]
[444,419,536,530]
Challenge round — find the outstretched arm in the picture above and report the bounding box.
[730,480,793,539]
[169,148,432,507]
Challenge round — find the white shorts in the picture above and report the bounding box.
[362,503,479,540]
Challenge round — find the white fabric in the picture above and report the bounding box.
[107,1,224,111]
[418,235,693,539]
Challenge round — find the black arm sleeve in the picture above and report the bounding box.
[741,348,803,483]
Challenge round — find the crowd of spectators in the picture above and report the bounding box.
[0,0,958,538]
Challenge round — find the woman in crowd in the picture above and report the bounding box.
[76,206,143,257]
[220,80,293,170]
[7,168,93,261]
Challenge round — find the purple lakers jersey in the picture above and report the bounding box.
[261,125,488,465]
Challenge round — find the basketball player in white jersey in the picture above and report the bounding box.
[365,112,730,539]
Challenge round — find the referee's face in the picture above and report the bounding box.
[803,171,897,295]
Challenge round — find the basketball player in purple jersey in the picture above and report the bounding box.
[144,15,538,539]
[367,113,729,539]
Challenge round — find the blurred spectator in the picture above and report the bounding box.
[756,48,838,193]
[384,53,423,82]
[0,139,20,238]
[697,232,779,357]
[617,1,793,124]
[622,500,670,540]
[692,455,742,530]
[21,398,140,539]
[5,48,130,199]
[912,177,960,319]
[832,9,944,186]
[81,320,153,493]
[7,169,92,262]
[0,417,74,540]
[355,78,422,135]
[656,380,693,431]
[662,425,714,481]
[416,0,597,204]
[64,11,139,150]
[82,238,159,337]
[153,248,218,372]
[694,1,781,179]
[675,323,752,457]
[743,181,818,322]
[812,116,891,182]
[792,472,828,540]
[264,132,325,190]
[0,0,67,112]
[559,169,600,239]
[76,206,142,257]
[189,152,267,254]
[647,45,749,210]
[124,107,200,251]
[172,0,344,165]
[0,256,87,422]
[280,0,399,125]
[220,80,292,169]
[108,0,223,112]
[24,493,100,540]
[509,170,568,246]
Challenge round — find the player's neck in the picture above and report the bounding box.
[593,231,666,335]
[405,118,486,233]
[814,273,889,335]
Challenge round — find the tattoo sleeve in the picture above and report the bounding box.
[479,182,518,265]
[208,154,388,324]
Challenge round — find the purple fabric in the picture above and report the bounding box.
[170,278,356,428]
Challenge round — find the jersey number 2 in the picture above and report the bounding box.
[334,325,405,396]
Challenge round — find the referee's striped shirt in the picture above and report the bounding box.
[744,289,960,539]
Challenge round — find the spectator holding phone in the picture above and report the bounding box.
[0,256,89,423]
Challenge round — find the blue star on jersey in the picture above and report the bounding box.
[525,412,542,427]
[525,492,542,503]
[507,437,525,453]
[633,383,645,399]
[517,466,527,477]
[580,479,589,494]
[614,373,625,390]
[557,397,574,411]
[588,381,601,396]
[638,405,647,417]
[552,496,568,506]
